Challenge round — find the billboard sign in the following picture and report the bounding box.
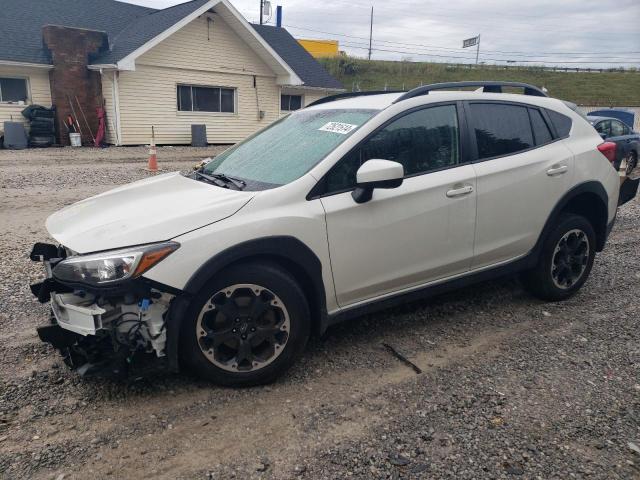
[463,36,479,48]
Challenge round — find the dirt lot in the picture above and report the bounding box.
[0,146,639,480]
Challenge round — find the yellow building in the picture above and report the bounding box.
[298,39,340,58]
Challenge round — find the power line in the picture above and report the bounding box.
[339,42,640,64]
[286,24,632,55]
[341,39,640,61]
[285,23,640,61]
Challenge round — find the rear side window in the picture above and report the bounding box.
[529,108,553,145]
[546,110,572,137]
[470,103,534,160]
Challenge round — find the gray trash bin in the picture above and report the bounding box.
[191,124,207,147]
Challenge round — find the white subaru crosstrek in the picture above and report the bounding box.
[32,82,637,386]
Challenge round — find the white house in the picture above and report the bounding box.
[0,0,344,146]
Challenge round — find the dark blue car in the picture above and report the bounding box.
[588,116,639,175]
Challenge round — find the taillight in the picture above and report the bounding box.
[597,141,617,163]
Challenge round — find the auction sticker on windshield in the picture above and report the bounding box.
[318,122,358,134]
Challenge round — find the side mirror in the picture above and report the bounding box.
[352,159,404,204]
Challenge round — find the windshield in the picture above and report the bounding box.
[203,109,378,189]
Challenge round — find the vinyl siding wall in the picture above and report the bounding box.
[0,65,51,130]
[113,14,281,145]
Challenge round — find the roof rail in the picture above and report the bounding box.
[306,90,404,108]
[392,81,548,104]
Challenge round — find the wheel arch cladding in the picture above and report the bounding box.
[538,181,609,255]
[165,236,328,370]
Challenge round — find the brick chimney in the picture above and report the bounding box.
[42,25,108,146]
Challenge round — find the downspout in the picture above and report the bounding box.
[112,71,123,146]
[253,75,264,120]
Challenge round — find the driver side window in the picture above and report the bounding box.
[324,104,460,193]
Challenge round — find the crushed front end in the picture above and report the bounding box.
[30,241,181,376]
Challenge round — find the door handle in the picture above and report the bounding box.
[446,184,474,198]
[546,165,568,176]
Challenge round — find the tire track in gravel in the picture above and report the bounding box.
[20,319,536,480]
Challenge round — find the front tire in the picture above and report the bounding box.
[523,214,596,301]
[180,262,310,386]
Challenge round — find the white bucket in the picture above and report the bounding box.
[69,133,81,147]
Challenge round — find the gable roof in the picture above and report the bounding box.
[95,0,210,65]
[251,25,343,90]
[0,0,342,89]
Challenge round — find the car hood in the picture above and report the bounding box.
[46,172,254,253]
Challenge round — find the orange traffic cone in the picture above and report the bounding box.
[146,126,158,172]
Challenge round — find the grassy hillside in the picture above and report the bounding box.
[319,57,640,106]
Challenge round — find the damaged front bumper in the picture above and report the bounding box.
[30,242,184,376]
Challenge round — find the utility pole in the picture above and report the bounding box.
[475,34,481,64]
[259,0,264,25]
[368,6,373,60]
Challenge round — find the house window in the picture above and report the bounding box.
[0,77,28,103]
[281,94,302,111]
[177,85,235,113]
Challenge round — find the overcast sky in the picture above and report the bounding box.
[122,0,640,68]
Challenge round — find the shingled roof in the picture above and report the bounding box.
[93,0,210,65]
[251,24,343,89]
[0,0,341,89]
[0,0,153,65]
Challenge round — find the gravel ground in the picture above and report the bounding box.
[0,146,638,480]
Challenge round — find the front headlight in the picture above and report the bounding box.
[53,242,179,286]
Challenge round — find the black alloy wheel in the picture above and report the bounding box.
[181,262,310,386]
[196,283,290,372]
[550,229,590,290]
[522,213,596,301]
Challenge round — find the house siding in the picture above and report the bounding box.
[116,65,279,145]
[113,14,281,145]
[137,14,274,77]
[0,65,51,130]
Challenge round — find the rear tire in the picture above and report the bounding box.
[180,262,310,387]
[522,214,596,301]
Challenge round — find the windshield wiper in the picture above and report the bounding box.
[193,171,226,187]
[194,171,245,190]
[206,172,246,190]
